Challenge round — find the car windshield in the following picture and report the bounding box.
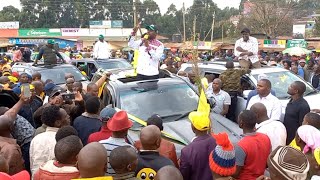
[97,60,132,70]
[252,71,315,99]
[119,83,199,124]
[39,67,87,85]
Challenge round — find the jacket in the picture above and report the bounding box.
[34,160,80,180]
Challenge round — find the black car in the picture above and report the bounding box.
[92,70,242,156]
[71,58,133,79]
[11,62,89,86]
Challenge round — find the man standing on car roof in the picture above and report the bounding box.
[93,35,111,60]
[128,24,164,80]
[34,39,65,65]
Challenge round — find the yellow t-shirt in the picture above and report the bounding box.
[73,177,113,180]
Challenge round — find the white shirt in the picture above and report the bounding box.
[128,36,164,76]
[29,127,58,176]
[206,89,231,114]
[234,36,259,63]
[247,93,282,120]
[93,41,110,59]
[256,119,287,151]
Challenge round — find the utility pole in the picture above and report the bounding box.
[222,24,224,43]
[210,12,215,53]
[183,3,186,42]
[193,15,197,42]
[133,0,137,27]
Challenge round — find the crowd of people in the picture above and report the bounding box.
[1,23,320,180]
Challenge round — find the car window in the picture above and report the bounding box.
[39,66,87,85]
[252,71,315,99]
[98,60,132,70]
[119,83,199,124]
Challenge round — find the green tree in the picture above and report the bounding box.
[0,6,21,22]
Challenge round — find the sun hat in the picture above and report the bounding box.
[268,146,309,180]
[0,170,30,180]
[107,111,133,132]
[188,111,210,131]
[209,132,236,176]
[100,107,116,123]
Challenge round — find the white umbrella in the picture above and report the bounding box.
[282,47,311,56]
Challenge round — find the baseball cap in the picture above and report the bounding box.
[47,39,55,45]
[147,114,163,131]
[100,107,116,122]
[188,111,210,131]
[299,59,306,63]
[146,24,158,32]
[99,34,104,39]
[240,28,250,34]
[49,86,66,98]
[0,170,30,180]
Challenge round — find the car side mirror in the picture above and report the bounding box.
[207,97,216,109]
[243,90,252,99]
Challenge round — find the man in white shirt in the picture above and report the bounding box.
[93,35,110,60]
[247,79,282,120]
[128,24,164,80]
[206,78,231,116]
[30,105,70,176]
[234,28,261,69]
[250,103,286,151]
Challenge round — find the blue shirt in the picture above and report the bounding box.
[298,66,305,79]
[73,113,102,145]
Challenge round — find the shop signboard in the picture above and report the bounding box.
[19,29,62,37]
[89,20,111,28]
[0,21,19,29]
[192,41,212,50]
[111,20,123,28]
[286,40,308,48]
[292,24,306,39]
[263,40,286,49]
[61,28,89,36]
[9,38,75,48]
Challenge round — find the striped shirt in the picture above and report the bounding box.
[99,137,134,175]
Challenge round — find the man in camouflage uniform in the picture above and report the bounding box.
[34,39,65,65]
[219,61,250,122]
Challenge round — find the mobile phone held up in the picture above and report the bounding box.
[21,84,31,98]
[62,93,75,101]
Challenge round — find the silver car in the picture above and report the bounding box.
[179,61,319,121]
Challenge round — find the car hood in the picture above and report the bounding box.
[127,112,242,157]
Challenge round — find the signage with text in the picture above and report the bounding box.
[0,21,19,29]
[61,28,89,36]
[263,40,286,49]
[287,40,308,48]
[19,29,62,37]
[9,38,75,48]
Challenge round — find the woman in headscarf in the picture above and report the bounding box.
[296,125,320,178]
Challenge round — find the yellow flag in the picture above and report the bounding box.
[131,50,139,76]
[197,78,210,116]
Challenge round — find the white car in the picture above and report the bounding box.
[179,61,319,121]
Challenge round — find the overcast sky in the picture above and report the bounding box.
[0,0,241,14]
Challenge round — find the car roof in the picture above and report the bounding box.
[108,70,188,90]
[180,62,289,75]
[12,62,78,71]
[74,58,128,63]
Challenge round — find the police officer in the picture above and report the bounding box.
[34,39,65,65]
[219,61,250,122]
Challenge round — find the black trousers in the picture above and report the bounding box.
[226,91,238,123]
[137,74,159,80]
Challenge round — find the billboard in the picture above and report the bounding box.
[61,28,89,36]
[89,20,111,29]
[263,40,286,49]
[19,29,62,37]
[292,25,305,39]
[111,20,123,28]
[287,40,308,48]
[9,38,75,48]
[0,21,19,29]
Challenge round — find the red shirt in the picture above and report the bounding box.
[237,133,271,180]
[87,126,112,143]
